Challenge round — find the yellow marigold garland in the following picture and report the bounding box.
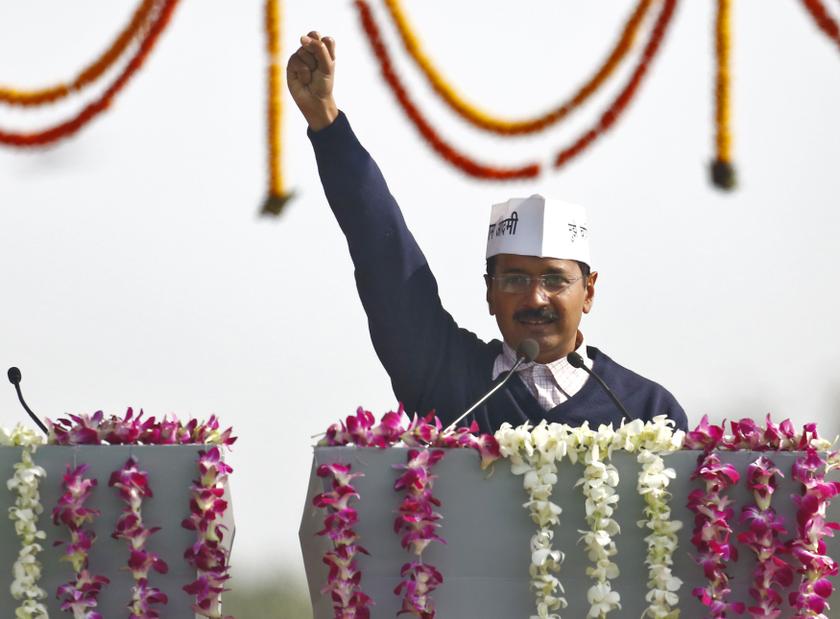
[382,0,655,135]
[262,0,294,216]
[0,0,158,106]
[711,0,736,189]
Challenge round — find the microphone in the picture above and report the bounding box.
[7,367,49,435]
[566,352,632,422]
[444,339,539,432]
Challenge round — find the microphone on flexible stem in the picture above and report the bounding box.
[566,352,632,423]
[444,338,540,432]
[6,367,49,436]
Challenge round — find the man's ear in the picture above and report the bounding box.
[582,271,598,314]
[484,274,496,316]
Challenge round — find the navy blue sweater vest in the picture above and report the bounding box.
[309,112,688,434]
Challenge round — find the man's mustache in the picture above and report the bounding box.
[514,307,558,322]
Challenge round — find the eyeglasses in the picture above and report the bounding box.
[490,273,584,295]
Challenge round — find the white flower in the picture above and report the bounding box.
[586,582,621,617]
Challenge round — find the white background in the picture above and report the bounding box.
[1,0,839,579]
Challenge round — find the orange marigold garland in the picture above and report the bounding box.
[355,0,540,180]
[553,0,678,169]
[0,0,180,148]
[0,0,158,107]
[798,0,840,51]
[711,0,736,190]
[262,0,294,216]
[382,0,654,135]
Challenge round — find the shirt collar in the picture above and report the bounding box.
[492,334,590,380]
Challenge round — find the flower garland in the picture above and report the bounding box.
[711,0,736,190]
[0,0,180,148]
[552,0,677,169]
[0,0,158,106]
[353,0,541,180]
[737,456,793,618]
[312,462,373,619]
[393,448,446,618]
[788,447,840,618]
[109,456,169,619]
[2,425,50,619]
[52,464,111,619]
[798,0,840,52]
[495,420,570,618]
[261,0,294,216]
[182,447,234,619]
[381,0,654,135]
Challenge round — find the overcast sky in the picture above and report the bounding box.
[1,1,839,579]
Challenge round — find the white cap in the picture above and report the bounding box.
[485,194,591,267]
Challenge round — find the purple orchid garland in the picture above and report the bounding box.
[182,446,234,619]
[316,406,500,617]
[737,456,794,618]
[313,463,372,619]
[52,463,111,619]
[109,456,170,619]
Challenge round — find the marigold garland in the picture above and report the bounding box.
[0,0,158,107]
[0,0,180,148]
[711,0,736,190]
[553,0,677,169]
[799,0,840,52]
[381,0,654,135]
[261,0,294,216]
[354,0,541,180]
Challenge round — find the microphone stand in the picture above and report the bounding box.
[7,367,50,435]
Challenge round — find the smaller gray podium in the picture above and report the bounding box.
[301,447,840,618]
[0,445,234,619]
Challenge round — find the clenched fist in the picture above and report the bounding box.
[287,31,338,131]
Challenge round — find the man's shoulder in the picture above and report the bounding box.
[586,346,678,400]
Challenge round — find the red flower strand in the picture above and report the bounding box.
[799,0,840,52]
[354,0,540,181]
[0,0,180,148]
[553,0,678,168]
[110,456,169,619]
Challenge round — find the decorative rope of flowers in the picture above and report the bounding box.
[315,406,500,617]
[736,456,793,617]
[798,0,840,52]
[312,462,373,619]
[109,456,169,619]
[261,0,294,216]
[0,0,158,106]
[0,0,180,148]
[788,447,840,617]
[353,0,541,181]
[711,0,736,190]
[182,447,234,619]
[380,0,653,135]
[52,463,111,619]
[2,425,50,619]
[496,420,570,618]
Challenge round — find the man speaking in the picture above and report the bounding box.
[287,32,687,433]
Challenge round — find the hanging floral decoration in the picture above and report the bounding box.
[788,448,840,617]
[182,447,234,619]
[711,0,736,190]
[354,0,541,180]
[261,0,294,216]
[798,0,840,52]
[52,464,111,619]
[0,0,181,148]
[737,456,793,618]
[381,0,654,135]
[2,425,50,619]
[109,456,169,619]
[313,462,373,619]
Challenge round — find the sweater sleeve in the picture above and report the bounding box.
[308,113,488,418]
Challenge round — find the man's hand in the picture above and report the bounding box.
[287,31,338,131]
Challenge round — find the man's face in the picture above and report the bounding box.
[485,254,597,364]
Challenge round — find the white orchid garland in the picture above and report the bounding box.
[495,416,684,619]
[2,424,49,619]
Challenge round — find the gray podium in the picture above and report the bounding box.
[0,445,234,619]
[301,447,840,618]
